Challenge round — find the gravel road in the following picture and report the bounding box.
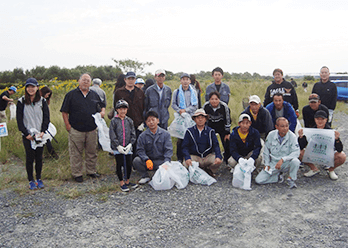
[1,112,348,248]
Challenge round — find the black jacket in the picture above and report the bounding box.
[312,80,337,110]
[264,79,299,110]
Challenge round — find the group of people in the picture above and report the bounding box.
[4,65,345,191]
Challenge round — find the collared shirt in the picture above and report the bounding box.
[156,84,163,100]
[278,134,285,144]
[60,87,105,132]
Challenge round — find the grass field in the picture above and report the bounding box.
[0,78,347,196]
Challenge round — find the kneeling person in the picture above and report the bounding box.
[228,114,262,171]
[255,117,300,188]
[182,109,222,177]
[133,111,173,184]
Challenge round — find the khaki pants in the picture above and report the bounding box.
[0,110,6,122]
[228,151,263,169]
[69,127,98,177]
[183,153,220,173]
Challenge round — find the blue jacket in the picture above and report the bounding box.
[145,84,172,126]
[229,126,261,161]
[266,101,297,132]
[182,125,222,160]
[136,127,173,162]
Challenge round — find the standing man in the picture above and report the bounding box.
[266,93,297,133]
[172,73,198,162]
[205,67,230,104]
[312,66,337,125]
[90,78,107,108]
[60,73,105,182]
[0,86,17,122]
[182,109,222,177]
[302,93,329,128]
[133,111,173,184]
[145,69,172,129]
[264,68,299,116]
[241,95,274,140]
[255,117,300,188]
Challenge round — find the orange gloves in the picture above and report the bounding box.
[146,159,153,170]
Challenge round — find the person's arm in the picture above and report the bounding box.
[263,86,271,107]
[171,89,180,113]
[282,134,300,162]
[229,131,242,161]
[182,130,192,161]
[100,107,105,118]
[129,119,136,145]
[251,130,261,160]
[264,108,275,134]
[163,132,173,162]
[136,134,149,161]
[291,87,299,111]
[41,99,50,133]
[2,95,13,102]
[205,84,211,102]
[109,120,120,150]
[287,103,298,132]
[223,102,232,136]
[16,99,30,137]
[62,112,71,131]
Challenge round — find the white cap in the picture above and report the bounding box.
[238,113,251,123]
[135,78,145,84]
[249,95,261,104]
[155,69,166,76]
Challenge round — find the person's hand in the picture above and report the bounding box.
[179,109,186,115]
[117,145,125,154]
[334,130,340,140]
[224,134,230,141]
[214,157,222,165]
[298,129,303,138]
[37,132,44,139]
[264,166,270,171]
[65,124,71,132]
[146,159,153,170]
[100,109,105,119]
[185,159,192,166]
[124,144,132,154]
[275,159,283,170]
[295,110,300,118]
[26,134,34,141]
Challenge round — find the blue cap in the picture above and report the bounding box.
[180,73,190,79]
[125,72,136,79]
[135,78,145,84]
[25,78,39,87]
[9,86,17,92]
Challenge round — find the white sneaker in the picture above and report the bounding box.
[328,171,338,180]
[138,177,150,184]
[304,170,319,177]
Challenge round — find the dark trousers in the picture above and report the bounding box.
[115,154,132,181]
[23,137,44,182]
[216,131,230,162]
[176,138,183,162]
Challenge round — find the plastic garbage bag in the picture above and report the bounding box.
[168,112,196,139]
[92,113,112,153]
[232,158,255,190]
[9,103,16,120]
[165,161,190,189]
[188,161,217,186]
[294,119,302,137]
[149,162,190,190]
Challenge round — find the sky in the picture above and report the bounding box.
[1,0,348,76]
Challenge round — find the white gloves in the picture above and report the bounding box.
[124,144,132,154]
[137,123,145,131]
[117,145,125,154]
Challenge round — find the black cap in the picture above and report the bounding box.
[180,73,190,79]
[314,110,328,119]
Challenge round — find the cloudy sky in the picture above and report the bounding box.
[1,0,347,75]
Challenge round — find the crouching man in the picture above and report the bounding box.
[255,117,300,188]
[182,109,222,177]
[228,114,262,172]
[133,111,173,184]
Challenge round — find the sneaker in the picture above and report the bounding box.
[304,169,320,177]
[87,173,100,178]
[120,184,129,192]
[74,176,83,183]
[138,177,150,184]
[36,179,44,189]
[126,182,139,189]
[278,172,284,183]
[287,178,297,189]
[29,181,37,190]
[328,170,338,180]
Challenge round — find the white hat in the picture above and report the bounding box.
[238,113,251,123]
[249,95,261,104]
[155,69,166,76]
[192,109,208,119]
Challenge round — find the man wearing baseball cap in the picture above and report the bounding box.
[0,86,17,122]
[228,114,262,172]
[241,95,274,140]
[302,93,329,128]
[182,109,222,177]
[144,69,172,129]
[298,110,346,180]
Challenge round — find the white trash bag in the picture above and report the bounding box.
[149,162,190,190]
[168,112,196,139]
[232,158,255,190]
[188,161,217,186]
[9,103,16,120]
[92,113,112,153]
